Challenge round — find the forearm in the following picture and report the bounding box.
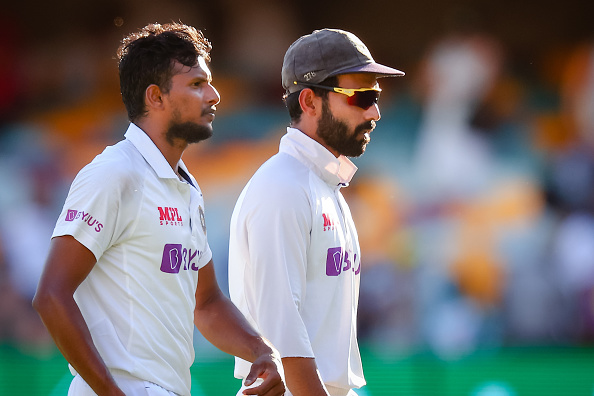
[195,262,284,395]
[282,357,329,396]
[194,291,275,362]
[33,293,123,396]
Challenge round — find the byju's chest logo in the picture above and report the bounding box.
[65,209,103,233]
[326,247,360,276]
[158,207,183,226]
[160,243,200,274]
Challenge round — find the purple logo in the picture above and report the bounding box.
[326,247,343,276]
[64,209,103,232]
[160,244,201,274]
[160,244,183,273]
[326,248,360,276]
[66,209,78,221]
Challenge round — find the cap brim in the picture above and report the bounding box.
[332,62,405,77]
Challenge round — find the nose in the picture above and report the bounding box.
[365,103,381,122]
[207,83,221,105]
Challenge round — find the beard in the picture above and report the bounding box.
[316,100,375,157]
[166,110,213,145]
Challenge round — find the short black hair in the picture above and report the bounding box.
[283,76,339,124]
[117,22,211,122]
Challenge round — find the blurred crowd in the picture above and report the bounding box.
[1,1,594,363]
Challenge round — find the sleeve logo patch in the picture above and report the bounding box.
[65,209,103,233]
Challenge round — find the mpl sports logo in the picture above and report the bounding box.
[158,206,183,226]
[65,209,103,233]
[322,213,338,231]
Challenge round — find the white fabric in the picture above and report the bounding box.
[53,123,212,396]
[229,127,365,394]
[68,371,180,396]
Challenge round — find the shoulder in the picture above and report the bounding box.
[234,153,314,230]
[246,153,312,202]
[252,152,309,187]
[72,140,145,193]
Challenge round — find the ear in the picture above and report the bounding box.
[298,88,321,117]
[145,84,164,111]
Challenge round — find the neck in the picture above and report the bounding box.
[136,119,187,171]
[160,139,187,171]
[291,122,339,158]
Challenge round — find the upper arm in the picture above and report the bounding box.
[248,175,311,295]
[194,259,222,311]
[232,165,314,357]
[34,235,97,302]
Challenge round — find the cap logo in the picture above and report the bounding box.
[303,71,316,81]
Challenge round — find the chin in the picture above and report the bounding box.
[166,121,213,145]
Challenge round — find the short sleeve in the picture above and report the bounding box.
[52,157,140,261]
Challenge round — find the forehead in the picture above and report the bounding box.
[171,56,211,80]
[337,73,379,88]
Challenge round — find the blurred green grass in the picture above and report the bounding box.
[1,344,593,395]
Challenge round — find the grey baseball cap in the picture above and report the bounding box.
[282,28,405,94]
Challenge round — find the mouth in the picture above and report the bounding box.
[202,107,216,121]
[362,132,371,144]
[357,120,375,141]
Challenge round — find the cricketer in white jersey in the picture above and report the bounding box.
[52,123,212,396]
[34,21,285,396]
[230,27,404,396]
[229,127,365,396]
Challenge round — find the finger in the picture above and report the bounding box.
[243,375,285,396]
[244,368,264,387]
[258,381,286,396]
[242,378,264,395]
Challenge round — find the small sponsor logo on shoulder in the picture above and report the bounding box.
[65,209,103,233]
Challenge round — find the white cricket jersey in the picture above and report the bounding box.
[229,127,365,394]
[52,123,212,396]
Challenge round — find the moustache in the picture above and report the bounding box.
[201,106,217,116]
[355,120,375,134]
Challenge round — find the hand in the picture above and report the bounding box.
[242,353,285,396]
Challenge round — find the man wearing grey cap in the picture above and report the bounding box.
[229,28,404,396]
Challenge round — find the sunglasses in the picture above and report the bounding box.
[296,82,382,110]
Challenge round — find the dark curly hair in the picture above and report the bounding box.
[117,22,212,122]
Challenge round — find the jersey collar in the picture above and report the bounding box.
[124,123,191,181]
[280,127,358,186]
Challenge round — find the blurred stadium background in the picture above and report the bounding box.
[2,0,594,394]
